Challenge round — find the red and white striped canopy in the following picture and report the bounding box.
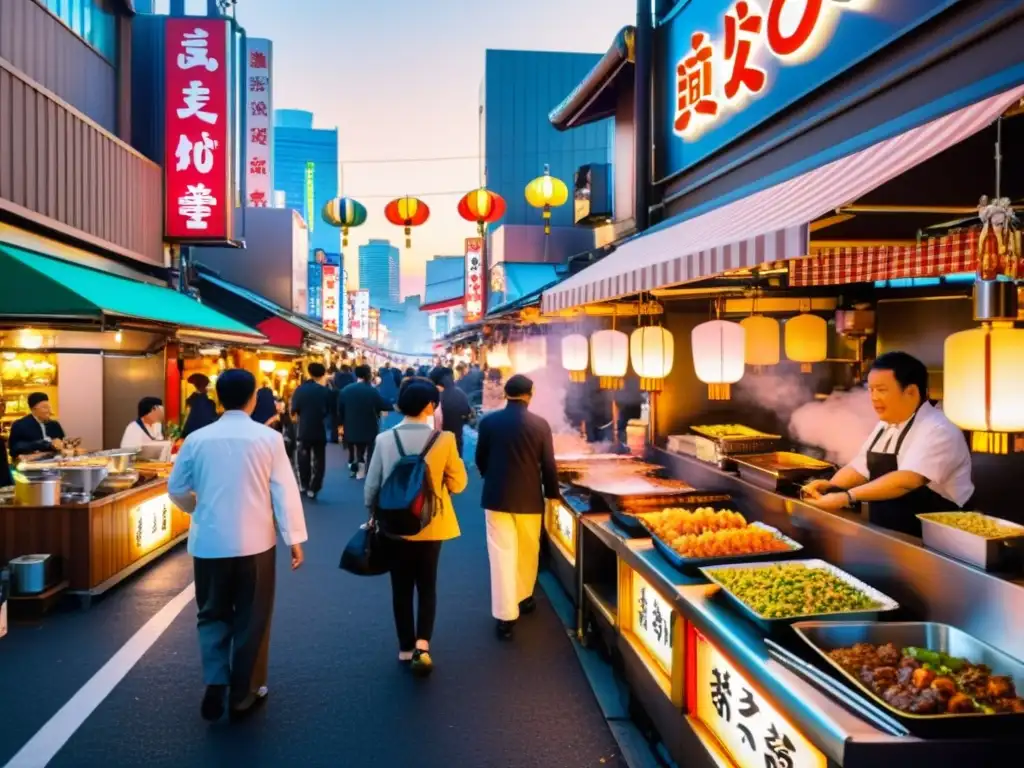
[542,85,1024,314]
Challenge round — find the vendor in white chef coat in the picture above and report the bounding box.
[805,351,974,537]
[121,396,165,448]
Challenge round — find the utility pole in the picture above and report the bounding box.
[634,0,655,232]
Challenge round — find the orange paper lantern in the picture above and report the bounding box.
[384,196,430,248]
[458,188,506,234]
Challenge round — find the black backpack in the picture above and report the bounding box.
[375,430,441,536]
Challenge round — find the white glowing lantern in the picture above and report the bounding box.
[740,315,780,366]
[630,327,674,391]
[785,314,827,372]
[591,329,629,389]
[259,359,277,373]
[561,334,589,382]
[510,336,548,374]
[486,344,512,369]
[944,322,1024,432]
[691,320,745,400]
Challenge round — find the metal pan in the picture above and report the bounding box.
[608,493,733,535]
[700,559,899,632]
[917,512,1024,572]
[792,621,1024,738]
[690,425,782,457]
[733,452,834,492]
[648,520,803,574]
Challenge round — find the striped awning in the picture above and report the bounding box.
[542,84,1024,314]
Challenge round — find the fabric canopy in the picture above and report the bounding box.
[542,84,1024,313]
[0,245,263,342]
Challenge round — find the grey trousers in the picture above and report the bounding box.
[194,546,276,695]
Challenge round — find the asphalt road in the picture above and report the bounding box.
[0,435,627,768]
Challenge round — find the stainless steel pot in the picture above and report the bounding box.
[91,448,139,473]
[13,471,62,507]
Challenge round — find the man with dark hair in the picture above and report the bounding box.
[338,363,393,478]
[475,374,560,640]
[290,362,334,499]
[168,369,307,722]
[121,396,165,448]
[8,391,66,460]
[806,350,974,536]
[429,366,473,456]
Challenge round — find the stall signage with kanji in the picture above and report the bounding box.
[245,38,273,208]
[549,501,576,561]
[464,237,484,323]
[350,289,370,340]
[164,19,233,241]
[630,571,674,674]
[693,629,826,768]
[321,265,340,332]
[660,0,963,177]
[131,494,173,556]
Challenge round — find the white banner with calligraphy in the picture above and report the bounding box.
[245,38,273,208]
[350,289,370,340]
[630,571,675,674]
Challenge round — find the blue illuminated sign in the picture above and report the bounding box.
[658,0,963,180]
[307,262,323,319]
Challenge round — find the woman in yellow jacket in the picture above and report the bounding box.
[364,378,468,676]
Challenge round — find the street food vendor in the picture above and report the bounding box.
[121,397,165,448]
[804,351,974,536]
[8,392,65,461]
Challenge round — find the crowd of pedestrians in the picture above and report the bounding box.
[167,358,557,721]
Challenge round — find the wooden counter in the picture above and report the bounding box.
[0,477,190,608]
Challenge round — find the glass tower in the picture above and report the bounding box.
[358,239,401,306]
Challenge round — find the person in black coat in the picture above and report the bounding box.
[429,366,472,456]
[0,398,13,486]
[474,374,560,640]
[290,362,334,499]
[8,392,66,461]
[338,364,393,478]
[333,364,356,391]
[182,373,218,438]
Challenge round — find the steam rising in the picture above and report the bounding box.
[790,388,878,466]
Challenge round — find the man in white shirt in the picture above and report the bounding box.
[805,351,974,536]
[120,396,164,448]
[168,369,308,722]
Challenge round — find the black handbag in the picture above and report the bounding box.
[339,518,389,576]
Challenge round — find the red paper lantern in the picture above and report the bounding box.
[384,196,430,248]
[457,188,506,234]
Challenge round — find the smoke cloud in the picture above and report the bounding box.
[789,388,878,466]
[736,371,815,423]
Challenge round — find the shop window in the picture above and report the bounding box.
[42,0,117,63]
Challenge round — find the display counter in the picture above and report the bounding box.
[0,475,189,609]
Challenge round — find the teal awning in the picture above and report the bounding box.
[0,245,264,343]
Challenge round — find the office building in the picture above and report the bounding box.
[273,109,341,256]
[359,239,400,305]
[420,256,465,339]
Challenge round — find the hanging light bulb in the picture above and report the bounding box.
[590,329,629,389]
[785,314,827,372]
[114,330,123,344]
[740,315,780,367]
[691,320,745,400]
[561,334,589,382]
[630,327,674,391]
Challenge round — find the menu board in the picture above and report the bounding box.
[630,571,675,675]
[693,629,826,768]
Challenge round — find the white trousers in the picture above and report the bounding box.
[485,510,543,621]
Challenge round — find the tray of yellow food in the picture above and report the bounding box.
[609,495,734,535]
[635,506,803,573]
[917,512,1024,572]
[690,423,781,457]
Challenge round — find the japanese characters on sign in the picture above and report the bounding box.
[630,571,675,674]
[321,265,340,332]
[307,262,323,319]
[164,19,232,241]
[245,38,273,208]
[349,289,370,340]
[131,494,173,556]
[548,501,576,561]
[464,237,485,323]
[693,629,826,768]
[305,162,316,233]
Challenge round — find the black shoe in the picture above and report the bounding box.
[201,684,227,722]
[410,649,434,677]
[229,686,269,721]
[518,596,536,616]
[496,619,516,640]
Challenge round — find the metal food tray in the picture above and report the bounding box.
[648,520,804,574]
[733,452,834,492]
[699,558,899,632]
[792,621,1024,738]
[690,425,782,456]
[918,512,1024,572]
[610,494,734,536]
[557,458,663,484]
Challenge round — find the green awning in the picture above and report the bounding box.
[0,245,264,343]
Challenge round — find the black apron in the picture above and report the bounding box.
[865,408,967,537]
[135,419,157,441]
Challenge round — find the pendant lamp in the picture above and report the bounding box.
[561,334,589,382]
[486,344,511,370]
[785,314,827,372]
[691,320,745,400]
[740,315,780,367]
[630,327,675,391]
[591,329,629,389]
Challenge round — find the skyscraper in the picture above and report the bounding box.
[481,50,614,229]
[358,239,400,306]
[273,109,340,256]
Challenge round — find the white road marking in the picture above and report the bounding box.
[4,583,196,768]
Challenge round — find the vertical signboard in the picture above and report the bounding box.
[349,289,370,340]
[464,237,484,323]
[308,262,323,319]
[245,38,273,207]
[322,265,340,332]
[165,19,233,241]
[341,273,351,336]
[304,162,316,233]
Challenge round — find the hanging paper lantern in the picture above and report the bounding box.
[384,196,430,248]
[561,334,589,383]
[785,314,828,372]
[458,188,507,235]
[945,322,1024,432]
[692,320,745,400]
[510,336,547,374]
[740,315,780,367]
[524,165,569,235]
[321,197,367,248]
[486,344,511,369]
[630,327,674,391]
[591,329,629,389]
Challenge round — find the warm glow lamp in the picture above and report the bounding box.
[692,320,745,400]
[785,314,827,372]
[510,336,547,374]
[524,165,569,235]
[740,315,780,367]
[384,196,430,248]
[259,359,277,373]
[321,197,367,248]
[486,344,512,369]
[630,327,675,391]
[591,329,629,389]
[944,322,1024,432]
[561,334,589,382]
